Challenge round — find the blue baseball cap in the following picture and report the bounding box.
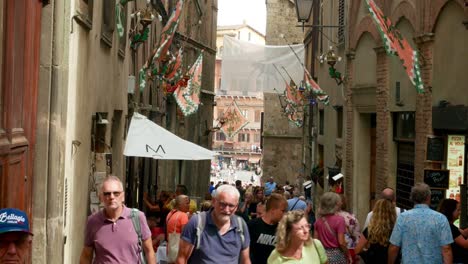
[0,208,32,235]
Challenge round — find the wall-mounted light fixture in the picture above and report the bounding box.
[319,46,344,85]
[204,116,226,136]
[294,0,313,32]
[294,0,345,32]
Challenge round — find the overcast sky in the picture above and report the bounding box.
[217,0,266,35]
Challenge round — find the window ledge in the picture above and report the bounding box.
[101,33,113,48]
[73,12,93,31]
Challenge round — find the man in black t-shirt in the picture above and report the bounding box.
[247,193,287,264]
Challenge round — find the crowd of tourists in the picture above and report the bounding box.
[2,176,468,263]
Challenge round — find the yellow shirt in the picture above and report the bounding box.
[267,239,327,264]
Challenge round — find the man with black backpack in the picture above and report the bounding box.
[176,184,251,264]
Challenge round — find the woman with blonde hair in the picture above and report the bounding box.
[355,199,397,263]
[268,210,328,264]
[314,192,350,264]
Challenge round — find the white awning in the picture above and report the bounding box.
[124,113,218,160]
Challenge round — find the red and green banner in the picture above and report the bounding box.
[174,53,203,116]
[139,0,184,92]
[151,0,184,66]
[220,100,249,139]
[366,0,424,93]
[284,80,304,106]
[304,70,330,105]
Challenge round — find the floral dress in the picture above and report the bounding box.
[337,210,360,263]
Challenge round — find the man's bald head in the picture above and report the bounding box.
[381,187,395,202]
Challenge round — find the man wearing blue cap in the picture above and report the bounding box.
[0,208,33,264]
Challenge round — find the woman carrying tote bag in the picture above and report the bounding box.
[314,192,350,264]
[166,195,190,263]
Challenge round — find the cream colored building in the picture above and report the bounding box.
[34,0,217,263]
[213,23,265,173]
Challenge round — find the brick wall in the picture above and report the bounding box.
[375,47,391,192]
[414,34,435,182]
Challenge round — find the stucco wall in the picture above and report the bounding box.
[345,0,468,219]
[432,1,468,106]
[63,0,130,262]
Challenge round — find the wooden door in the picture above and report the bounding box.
[0,0,42,216]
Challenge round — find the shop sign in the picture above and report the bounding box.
[446,135,465,200]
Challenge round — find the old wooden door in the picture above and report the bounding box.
[0,0,43,217]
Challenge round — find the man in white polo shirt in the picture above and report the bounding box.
[363,187,404,228]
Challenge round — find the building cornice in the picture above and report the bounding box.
[414,33,435,44]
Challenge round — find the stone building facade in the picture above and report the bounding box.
[306,0,468,224]
[263,0,309,186]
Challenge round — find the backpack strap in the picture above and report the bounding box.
[290,198,300,211]
[131,208,142,241]
[195,212,246,250]
[196,211,207,250]
[235,215,245,247]
[130,208,147,264]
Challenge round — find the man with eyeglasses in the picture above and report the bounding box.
[80,176,156,264]
[176,184,251,264]
[0,208,33,264]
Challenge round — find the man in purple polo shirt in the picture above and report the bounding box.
[176,184,251,264]
[79,176,155,264]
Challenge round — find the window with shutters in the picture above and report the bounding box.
[238,133,250,142]
[254,133,260,143]
[338,0,345,44]
[241,109,248,118]
[216,132,226,141]
[101,0,116,47]
[254,110,261,122]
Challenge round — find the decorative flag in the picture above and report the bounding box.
[174,53,203,116]
[164,47,184,82]
[284,104,303,127]
[284,80,304,106]
[115,1,125,37]
[151,0,183,66]
[139,67,147,92]
[139,0,183,92]
[304,70,330,105]
[183,53,203,113]
[174,85,196,116]
[220,100,249,139]
[365,0,424,93]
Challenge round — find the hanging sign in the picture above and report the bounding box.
[446,135,465,200]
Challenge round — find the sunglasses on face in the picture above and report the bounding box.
[0,234,29,249]
[103,191,122,197]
